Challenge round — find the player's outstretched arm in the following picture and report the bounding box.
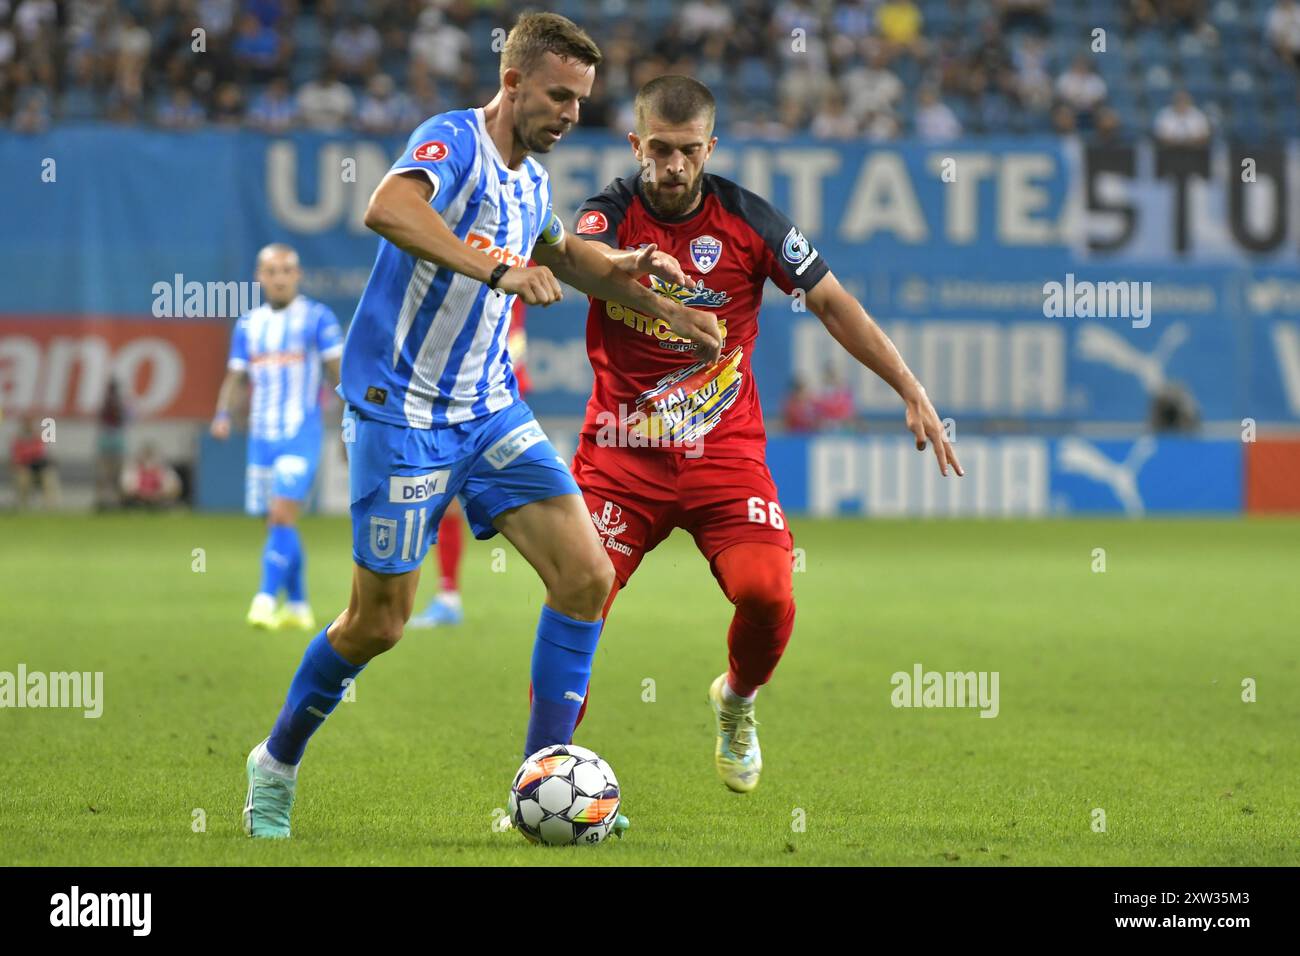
[363,173,564,306]
[806,272,963,478]
[532,233,721,363]
[576,239,691,287]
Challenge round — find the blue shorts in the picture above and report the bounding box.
[245,417,322,515]
[344,399,579,574]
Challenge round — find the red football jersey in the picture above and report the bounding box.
[574,173,829,458]
[510,286,530,397]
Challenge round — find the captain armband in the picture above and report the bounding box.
[538,210,566,246]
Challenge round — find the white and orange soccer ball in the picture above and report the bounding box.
[508,744,621,846]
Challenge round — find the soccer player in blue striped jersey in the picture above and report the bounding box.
[211,243,343,632]
[242,12,721,839]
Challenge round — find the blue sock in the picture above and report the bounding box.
[281,527,306,603]
[266,628,365,765]
[259,525,294,597]
[523,605,602,760]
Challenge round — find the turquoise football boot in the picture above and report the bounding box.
[243,740,296,838]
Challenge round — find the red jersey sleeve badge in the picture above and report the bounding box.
[412,141,449,162]
[576,211,609,235]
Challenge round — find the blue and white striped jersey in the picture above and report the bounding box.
[227,295,344,441]
[340,108,565,429]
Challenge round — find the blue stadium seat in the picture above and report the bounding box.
[1264,69,1299,97]
[734,57,775,102]
[1276,99,1300,135]
[1024,108,1055,134]
[643,0,676,30]
[290,54,324,86]
[1229,107,1266,143]
[1145,64,1175,93]
[1107,83,1138,115]
[292,17,326,58]
[1095,53,1128,83]
[950,97,975,130]
[924,4,957,37]
[1050,34,1084,71]
[893,55,923,88]
[1133,30,1170,66]
[1181,72,1218,99]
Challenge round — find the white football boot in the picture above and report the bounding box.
[708,674,762,793]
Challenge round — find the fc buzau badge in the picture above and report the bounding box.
[690,235,723,274]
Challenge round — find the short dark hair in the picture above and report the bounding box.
[500,12,602,80]
[634,75,716,134]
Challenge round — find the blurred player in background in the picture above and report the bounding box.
[409,289,532,628]
[9,414,60,510]
[562,76,961,793]
[241,13,719,839]
[119,444,182,509]
[211,243,344,631]
[95,379,127,511]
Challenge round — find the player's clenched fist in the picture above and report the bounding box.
[497,264,564,306]
[665,302,722,365]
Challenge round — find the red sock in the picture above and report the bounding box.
[713,543,796,697]
[726,600,795,697]
[436,513,462,593]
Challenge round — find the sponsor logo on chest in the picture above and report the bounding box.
[465,232,528,269]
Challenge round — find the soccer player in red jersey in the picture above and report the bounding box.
[565,76,962,793]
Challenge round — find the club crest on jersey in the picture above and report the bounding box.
[412,141,449,162]
[370,517,398,559]
[591,501,627,538]
[648,274,730,308]
[689,235,722,274]
[591,501,633,555]
[576,211,609,235]
[782,227,811,264]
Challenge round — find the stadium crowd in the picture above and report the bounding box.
[2,0,1297,140]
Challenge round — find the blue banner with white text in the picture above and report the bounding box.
[2,128,1298,429]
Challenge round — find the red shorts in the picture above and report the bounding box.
[571,437,794,587]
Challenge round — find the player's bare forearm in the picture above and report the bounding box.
[570,238,690,286]
[807,272,963,476]
[324,356,341,389]
[211,369,247,438]
[214,370,247,416]
[534,236,719,360]
[366,173,563,306]
[806,273,922,402]
[363,172,499,283]
[533,236,657,315]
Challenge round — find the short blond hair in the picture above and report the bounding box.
[500,11,602,80]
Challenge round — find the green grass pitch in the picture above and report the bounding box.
[2,513,1297,866]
